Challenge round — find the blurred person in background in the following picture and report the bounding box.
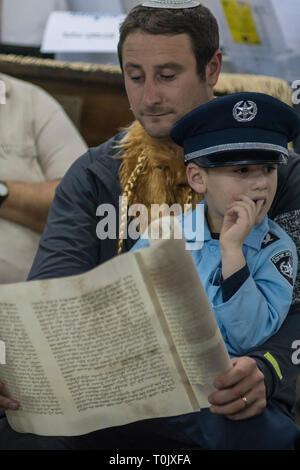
[0,72,87,283]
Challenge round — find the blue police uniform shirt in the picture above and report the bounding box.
[130,201,298,356]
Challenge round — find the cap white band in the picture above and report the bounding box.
[184,142,289,162]
[143,0,200,9]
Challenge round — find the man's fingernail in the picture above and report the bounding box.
[8,403,18,410]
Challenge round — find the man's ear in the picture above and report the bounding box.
[186,163,207,193]
[205,49,222,87]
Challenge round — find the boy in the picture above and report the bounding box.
[132,92,300,356]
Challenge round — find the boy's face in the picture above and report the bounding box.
[186,163,278,232]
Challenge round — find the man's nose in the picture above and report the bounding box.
[142,78,162,106]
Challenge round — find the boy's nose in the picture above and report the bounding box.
[251,171,269,190]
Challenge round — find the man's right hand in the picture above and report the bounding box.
[0,381,20,411]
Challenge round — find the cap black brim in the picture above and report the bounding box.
[186,150,288,167]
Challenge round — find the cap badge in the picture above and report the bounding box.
[233,100,258,122]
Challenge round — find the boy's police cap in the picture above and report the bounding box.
[170,92,300,167]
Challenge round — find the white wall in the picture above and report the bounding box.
[0,0,141,64]
[1,0,67,45]
[1,0,141,46]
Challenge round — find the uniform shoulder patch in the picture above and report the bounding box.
[261,232,280,249]
[270,250,294,286]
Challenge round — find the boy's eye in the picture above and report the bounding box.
[235,167,249,174]
[264,165,276,173]
[234,165,277,176]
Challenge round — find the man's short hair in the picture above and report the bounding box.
[118,4,219,81]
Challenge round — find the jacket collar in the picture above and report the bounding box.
[86,135,124,206]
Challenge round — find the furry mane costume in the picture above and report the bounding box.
[118,120,203,212]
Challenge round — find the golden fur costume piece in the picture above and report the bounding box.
[117,121,203,254]
[118,120,203,210]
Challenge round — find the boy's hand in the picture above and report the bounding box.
[220,195,264,250]
[219,195,264,280]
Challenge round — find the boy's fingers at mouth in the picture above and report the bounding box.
[254,199,265,211]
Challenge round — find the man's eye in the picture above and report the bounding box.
[161,74,175,80]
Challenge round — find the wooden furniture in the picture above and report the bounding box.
[0,54,133,147]
[0,54,293,148]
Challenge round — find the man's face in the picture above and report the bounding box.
[122,32,215,139]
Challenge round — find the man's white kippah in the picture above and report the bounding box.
[142,0,200,9]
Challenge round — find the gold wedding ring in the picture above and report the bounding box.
[241,396,249,406]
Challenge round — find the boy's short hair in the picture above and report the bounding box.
[118,4,219,80]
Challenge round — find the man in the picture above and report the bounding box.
[0,72,87,283]
[0,1,299,450]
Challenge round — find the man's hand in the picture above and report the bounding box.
[208,357,266,420]
[0,381,20,412]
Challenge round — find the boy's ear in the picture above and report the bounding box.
[186,163,207,193]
